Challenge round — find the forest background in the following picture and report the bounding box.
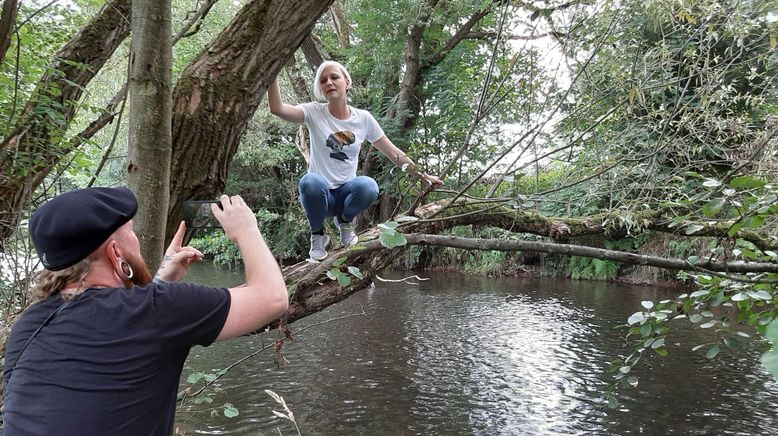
[0,0,776,409]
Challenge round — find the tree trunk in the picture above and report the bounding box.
[299,34,325,70]
[328,1,349,49]
[0,0,18,67]
[0,0,131,244]
[127,0,173,270]
[165,0,334,242]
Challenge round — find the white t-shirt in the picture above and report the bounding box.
[300,102,385,189]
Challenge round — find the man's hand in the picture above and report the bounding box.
[210,194,260,243]
[420,172,444,189]
[155,221,204,282]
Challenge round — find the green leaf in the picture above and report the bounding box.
[627,312,645,325]
[731,292,748,302]
[187,372,203,384]
[651,337,665,349]
[378,221,399,231]
[751,291,772,300]
[333,257,347,267]
[728,221,746,236]
[379,229,407,248]
[700,321,716,329]
[327,269,352,287]
[619,366,631,374]
[223,403,239,418]
[729,176,765,189]
[640,323,652,337]
[705,345,720,359]
[203,374,217,383]
[762,320,778,378]
[347,266,364,279]
[702,198,725,217]
[702,178,721,187]
[689,314,703,323]
[685,224,704,235]
[654,348,668,356]
[627,376,639,387]
[747,215,765,228]
[641,301,654,310]
[607,396,619,409]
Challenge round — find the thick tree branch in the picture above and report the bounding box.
[425,7,491,67]
[399,234,778,274]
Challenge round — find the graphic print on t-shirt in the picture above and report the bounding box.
[325,131,355,161]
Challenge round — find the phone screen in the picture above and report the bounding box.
[182,200,222,228]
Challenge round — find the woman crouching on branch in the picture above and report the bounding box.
[268,60,443,260]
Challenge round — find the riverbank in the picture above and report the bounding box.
[389,231,701,289]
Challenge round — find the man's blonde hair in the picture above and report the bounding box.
[32,257,92,301]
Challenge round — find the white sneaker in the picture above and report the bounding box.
[309,234,330,260]
[334,216,358,246]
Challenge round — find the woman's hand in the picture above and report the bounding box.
[420,172,444,189]
[155,221,204,282]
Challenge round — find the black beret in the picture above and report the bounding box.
[29,187,138,271]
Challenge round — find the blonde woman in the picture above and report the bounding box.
[268,61,442,260]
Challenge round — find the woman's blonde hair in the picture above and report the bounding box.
[32,257,92,301]
[313,61,352,100]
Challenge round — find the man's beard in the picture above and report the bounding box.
[124,252,153,287]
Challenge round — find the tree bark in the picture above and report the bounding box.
[165,0,334,241]
[328,1,349,49]
[0,0,131,243]
[299,33,326,70]
[127,0,173,270]
[0,0,18,67]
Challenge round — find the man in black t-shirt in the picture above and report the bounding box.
[2,187,288,436]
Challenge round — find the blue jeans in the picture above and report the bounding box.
[298,173,379,232]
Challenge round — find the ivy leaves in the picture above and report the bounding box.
[185,369,239,417]
[327,256,365,287]
[378,220,408,249]
[327,219,415,287]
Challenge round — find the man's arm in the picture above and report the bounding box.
[210,195,288,340]
[267,80,305,123]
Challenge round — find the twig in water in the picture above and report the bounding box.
[375,274,430,285]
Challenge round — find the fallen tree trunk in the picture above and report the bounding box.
[268,198,778,329]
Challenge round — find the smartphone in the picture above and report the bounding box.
[181,200,222,229]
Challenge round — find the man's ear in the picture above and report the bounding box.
[104,239,122,267]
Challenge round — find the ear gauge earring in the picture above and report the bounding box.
[118,259,134,280]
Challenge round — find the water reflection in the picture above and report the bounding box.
[178,265,778,435]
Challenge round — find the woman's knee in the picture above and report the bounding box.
[355,176,379,201]
[298,173,328,196]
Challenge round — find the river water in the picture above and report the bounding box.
[176,263,778,435]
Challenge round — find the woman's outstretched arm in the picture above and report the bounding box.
[372,136,443,188]
[267,80,305,123]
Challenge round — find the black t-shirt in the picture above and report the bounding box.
[2,282,231,436]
